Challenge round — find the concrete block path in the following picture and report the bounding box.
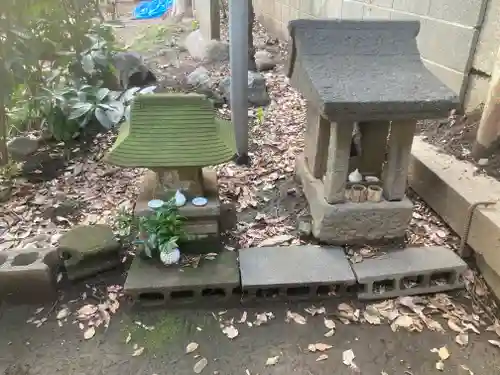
[239,245,356,301]
[352,246,467,300]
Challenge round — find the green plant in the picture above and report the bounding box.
[138,199,187,259]
[114,207,137,239]
[256,107,265,124]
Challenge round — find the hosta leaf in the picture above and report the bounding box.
[68,102,93,119]
[81,54,95,74]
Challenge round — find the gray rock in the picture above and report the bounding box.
[478,158,489,166]
[184,30,229,62]
[7,136,39,160]
[255,50,276,71]
[0,185,12,203]
[220,71,271,107]
[187,66,212,89]
[111,51,152,89]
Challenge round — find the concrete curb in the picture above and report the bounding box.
[409,137,500,299]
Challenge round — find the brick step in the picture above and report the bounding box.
[351,246,467,300]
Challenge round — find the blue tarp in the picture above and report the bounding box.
[133,0,173,20]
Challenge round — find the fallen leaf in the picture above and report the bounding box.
[254,313,268,326]
[390,315,414,332]
[431,346,450,360]
[456,333,469,347]
[238,311,247,323]
[286,310,306,325]
[193,357,208,373]
[363,309,382,325]
[460,364,474,374]
[381,372,388,375]
[324,329,335,337]
[83,326,95,340]
[125,332,131,344]
[464,323,480,335]
[448,319,464,333]
[314,343,332,352]
[132,346,145,357]
[186,342,199,354]
[488,339,500,348]
[265,356,279,366]
[56,308,70,320]
[342,349,355,366]
[307,344,317,352]
[305,306,326,316]
[436,361,445,371]
[222,325,238,339]
[316,354,328,362]
[324,318,335,329]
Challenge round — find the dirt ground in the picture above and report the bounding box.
[1,284,500,375]
[418,110,500,180]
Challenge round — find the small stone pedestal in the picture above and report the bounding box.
[287,20,459,244]
[135,167,224,254]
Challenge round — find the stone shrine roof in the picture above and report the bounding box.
[105,93,236,168]
[286,20,460,121]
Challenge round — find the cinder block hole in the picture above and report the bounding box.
[400,275,425,289]
[286,286,310,296]
[138,292,165,302]
[12,252,39,266]
[201,288,226,297]
[61,251,72,260]
[430,271,454,286]
[345,284,365,294]
[372,279,395,294]
[317,285,340,296]
[256,288,280,298]
[232,287,243,296]
[0,253,8,266]
[170,290,195,299]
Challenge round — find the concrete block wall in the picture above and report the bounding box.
[253,0,495,111]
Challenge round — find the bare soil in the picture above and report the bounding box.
[418,110,500,180]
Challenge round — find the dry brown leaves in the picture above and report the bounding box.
[0,132,142,252]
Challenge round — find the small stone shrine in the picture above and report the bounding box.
[105,93,236,253]
[287,20,459,244]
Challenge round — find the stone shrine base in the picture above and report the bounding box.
[295,155,413,245]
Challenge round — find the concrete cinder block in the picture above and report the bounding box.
[124,251,240,307]
[357,0,394,8]
[422,60,467,101]
[463,73,490,112]
[428,0,487,27]
[342,0,365,19]
[392,0,430,15]
[352,246,467,300]
[296,156,413,244]
[0,247,61,304]
[239,245,356,302]
[417,18,477,73]
[325,0,343,18]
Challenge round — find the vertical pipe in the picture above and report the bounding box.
[229,0,249,164]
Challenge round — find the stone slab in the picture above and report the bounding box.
[0,247,61,304]
[409,137,500,300]
[286,20,459,121]
[239,245,356,301]
[351,246,467,300]
[124,251,239,307]
[296,155,413,244]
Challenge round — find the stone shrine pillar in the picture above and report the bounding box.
[287,20,459,244]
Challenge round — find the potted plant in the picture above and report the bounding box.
[137,198,187,266]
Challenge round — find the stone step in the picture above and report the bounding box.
[124,251,239,307]
[351,246,467,300]
[239,245,356,302]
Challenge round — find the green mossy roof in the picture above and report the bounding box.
[105,93,236,168]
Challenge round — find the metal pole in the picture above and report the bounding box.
[229,0,249,165]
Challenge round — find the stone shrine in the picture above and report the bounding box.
[287,20,459,244]
[105,93,236,253]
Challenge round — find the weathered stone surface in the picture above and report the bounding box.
[180,234,222,254]
[111,51,153,89]
[352,246,467,300]
[187,66,215,97]
[0,247,61,304]
[239,245,356,301]
[286,20,459,121]
[255,50,276,71]
[125,251,239,307]
[7,137,39,160]
[184,29,229,62]
[0,184,12,202]
[220,71,270,107]
[59,225,121,281]
[296,155,413,244]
